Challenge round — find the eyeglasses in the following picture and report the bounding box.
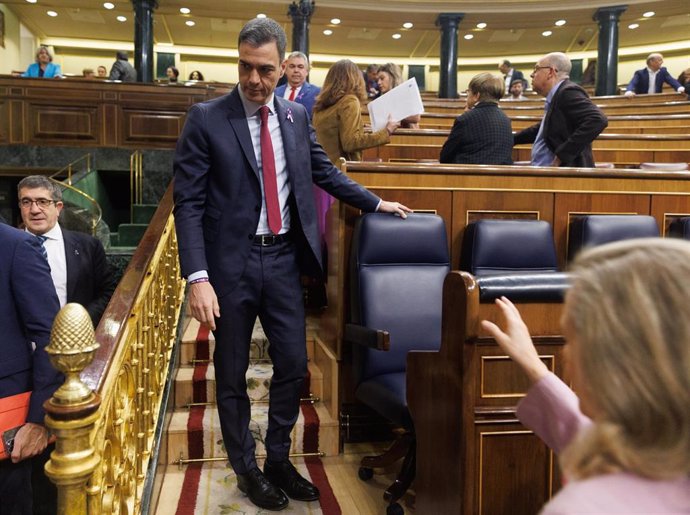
[533,65,556,74]
[19,198,56,209]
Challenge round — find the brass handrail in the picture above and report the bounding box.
[45,184,185,514]
[51,153,92,185]
[130,150,144,221]
[48,177,103,236]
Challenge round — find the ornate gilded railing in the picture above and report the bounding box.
[51,153,92,185]
[130,150,144,221]
[44,184,185,514]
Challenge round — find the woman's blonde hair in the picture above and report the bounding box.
[377,62,403,89]
[313,60,366,112]
[467,72,504,103]
[35,45,53,62]
[561,237,690,480]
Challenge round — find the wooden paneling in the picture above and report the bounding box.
[122,109,186,147]
[0,100,8,145]
[650,195,690,236]
[28,104,99,143]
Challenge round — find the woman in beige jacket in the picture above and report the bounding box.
[313,60,399,165]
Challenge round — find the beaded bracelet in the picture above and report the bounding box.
[188,277,210,285]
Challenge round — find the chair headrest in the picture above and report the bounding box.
[354,213,449,266]
[477,272,570,302]
[668,217,690,239]
[460,219,558,275]
[568,215,660,259]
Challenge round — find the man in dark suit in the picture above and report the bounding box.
[499,59,525,96]
[274,51,320,118]
[173,17,410,511]
[440,73,513,165]
[0,223,61,514]
[108,51,137,82]
[624,53,685,97]
[18,176,116,328]
[514,52,608,168]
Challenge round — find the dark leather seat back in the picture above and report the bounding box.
[568,215,659,259]
[461,219,558,276]
[669,217,690,240]
[350,213,449,424]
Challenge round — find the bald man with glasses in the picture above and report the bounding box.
[514,52,608,168]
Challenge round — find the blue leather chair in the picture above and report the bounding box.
[568,215,659,260]
[460,219,567,301]
[346,212,449,515]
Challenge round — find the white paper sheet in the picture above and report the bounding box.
[367,78,424,131]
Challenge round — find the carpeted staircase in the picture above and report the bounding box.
[154,317,342,514]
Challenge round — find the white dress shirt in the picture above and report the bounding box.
[28,223,67,307]
[282,84,303,100]
[647,67,659,95]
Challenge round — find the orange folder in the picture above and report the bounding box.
[0,391,31,460]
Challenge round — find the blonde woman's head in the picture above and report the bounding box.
[313,59,366,111]
[561,238,690,480]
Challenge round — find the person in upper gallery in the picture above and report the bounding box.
[82,68,96,79]
[440,73,513,165]
[0,223,61,514]
[499,59,525,96]
[166,66,180,84]
[188,70,205,81]
[677,67,690,98]
[505,78,528,101]
[173,17,411,512]
[108,51,137,82]
[18,175,116,327]
[21,45,62,79]
[624,53,685,97]
[97,65,108,78]
[274,51,320,119]
[376,62,421,128]
[513,52,608,167]
[481,238,690,514]
[312,59,399,165]
[363,63,380,99]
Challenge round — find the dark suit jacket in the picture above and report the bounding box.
[275,82,321,118]
[109,59,137,82]
[514,81,608,167]
[0,224,61,424]
[63,229,116,326]
[173,88,380,297]
[626,67,683,94]
[440,102,513,165]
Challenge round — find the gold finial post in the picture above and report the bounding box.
[44,303,101,515]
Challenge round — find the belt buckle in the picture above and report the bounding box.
[260,234,276,246]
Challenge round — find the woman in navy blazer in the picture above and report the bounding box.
[21,46,62,79]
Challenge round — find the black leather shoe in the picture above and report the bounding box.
[236,467,289,511]
[264,460,320,502]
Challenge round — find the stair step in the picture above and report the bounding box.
[180,318,271,364]
[164,401,339,464]
[174,362,323,410]
[116,223,148,246]
[131,203,158,224]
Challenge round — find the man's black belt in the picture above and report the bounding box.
[253,232,291,246]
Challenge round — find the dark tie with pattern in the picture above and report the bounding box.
[259,105,282,235]
[37,234,49,262]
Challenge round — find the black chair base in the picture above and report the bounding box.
[359,432,415,513]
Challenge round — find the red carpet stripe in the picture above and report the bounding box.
[174,325,209,515]
[301,379,342,515]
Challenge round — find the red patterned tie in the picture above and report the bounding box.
[288,86,296,101]
[259,105,282,235]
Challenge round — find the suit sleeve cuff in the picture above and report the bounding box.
[187,270,209,282]
[374,200,382,212]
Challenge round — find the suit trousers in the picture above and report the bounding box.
[0,459,32,515]
[213,239,307,474]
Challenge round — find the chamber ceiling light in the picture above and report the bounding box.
[642,11,655,18]
[26,0,38,3]
[256,13,266,19]
[555,19,566,26]
[103,2,115,9]
[542,30,552,36]
[185,20,195,26]
[476,22,487,29]
[330,18,341,25]
[323,29,333,35]
[403,22,413,29]
[47,10,57,16]
[117,15,126,22]
[180,7,190,14]
[464,34,474,40]
[392,33,402,39]
[628,23,639,29]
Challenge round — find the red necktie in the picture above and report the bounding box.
[288,86,296,101]
[259,105,282,235]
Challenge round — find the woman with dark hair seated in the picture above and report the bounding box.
[482,238,690,514]
[166,66,180,84]
[188,70,204,81]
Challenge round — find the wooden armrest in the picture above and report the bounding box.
[344,323,390,351]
